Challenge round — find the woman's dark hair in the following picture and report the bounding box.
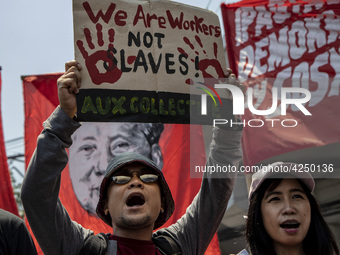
[246,177,339,255]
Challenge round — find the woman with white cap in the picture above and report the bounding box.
[242,162,339,255]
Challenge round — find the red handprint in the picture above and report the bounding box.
[178,35,226,88]
[77,23,122,85]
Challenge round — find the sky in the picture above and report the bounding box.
[0,0,238,181]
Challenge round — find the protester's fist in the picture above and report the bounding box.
[224,68,246,96]
[221,68,246,127]
[57,60,82,118]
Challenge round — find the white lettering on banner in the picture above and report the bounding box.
[309,52,329,107]
[267,27,289,72]
[251,79,267,109]
[235,8,256,47]
[305,16,326,52]
[270,6,290,24]
[254,6,273,36]
[236,2,340,115]
[329,47,340,97]
[288,21,307,60]
[324,10,340,44]
[239,45,254,80]
[253,37,268,76]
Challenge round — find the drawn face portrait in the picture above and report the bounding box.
[69,122,164,215]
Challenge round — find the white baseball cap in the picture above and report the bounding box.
[248,162,315,201]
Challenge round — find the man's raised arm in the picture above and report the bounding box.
[21,61,96,255]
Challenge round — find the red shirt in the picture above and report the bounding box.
[109,235,163,255]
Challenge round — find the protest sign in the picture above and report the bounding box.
[73,0,231,123]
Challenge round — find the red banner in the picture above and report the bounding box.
[221,0,340,166]
[0,69,19,216]
[23,73,220,254]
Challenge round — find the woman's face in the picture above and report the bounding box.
[261,179,311,250]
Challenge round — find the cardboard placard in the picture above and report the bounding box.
[73,0,230,123]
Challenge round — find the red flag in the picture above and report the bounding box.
[0,68,19,215]
[221,0,340,166]
[23,73,221,254]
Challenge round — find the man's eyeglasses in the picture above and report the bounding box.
[111,172,159,184]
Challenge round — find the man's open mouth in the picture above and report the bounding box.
[126,193,145,207]
[280,220,300,229]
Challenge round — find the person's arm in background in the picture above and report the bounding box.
[21,61,97,255]
[154,71,244,255]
